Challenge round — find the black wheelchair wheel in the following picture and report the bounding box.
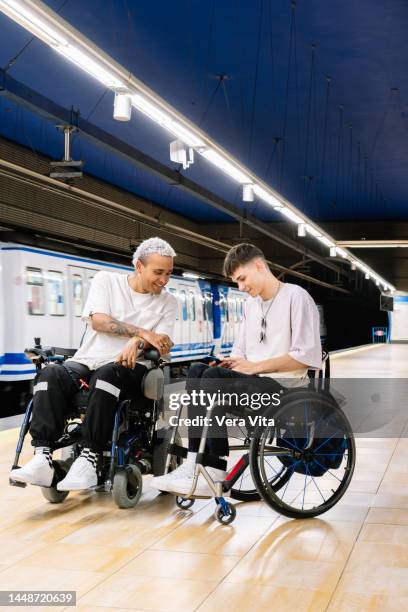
[176,496,195,509]
[214,502,237,525]
[112,464,143,509]
[249,392,356,519]
[41,460,70,504]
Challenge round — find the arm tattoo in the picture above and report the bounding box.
[94,315,143,337]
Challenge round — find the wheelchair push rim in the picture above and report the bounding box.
[249,393,356,519]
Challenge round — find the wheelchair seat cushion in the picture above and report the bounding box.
[141,368,164,400]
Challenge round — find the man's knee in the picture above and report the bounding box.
[34,364,72,392]
[187,362,209,379]
[91,363,122,400]
[201,365,226,379]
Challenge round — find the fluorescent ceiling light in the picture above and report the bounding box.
[317,236,335,248]
[198,148,251,184]
[55,45,125,89]
[305,224,322,238]
[182,272,199,280]
[132,94,204,147]
[0,0,68,46]
[336,247,348,259]
[253,185,282,208]
[279,207,303,224]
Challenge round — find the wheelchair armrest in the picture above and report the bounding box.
[143,348,161,362]
[50,347,77,358]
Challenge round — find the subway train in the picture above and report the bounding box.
[0,241,245,383]
[0,241,326,414]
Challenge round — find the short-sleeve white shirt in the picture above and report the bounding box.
[231,283,322,379]
[71,271,178,370]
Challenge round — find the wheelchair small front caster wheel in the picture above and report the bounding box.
[112,464,143,509]
[176,496,195,509]
[214,502,236,525]
[41,460,71,504]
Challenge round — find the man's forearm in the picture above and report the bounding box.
[254,354,307,374]
[91,314,145,338]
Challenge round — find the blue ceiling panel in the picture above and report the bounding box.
[0,0,407,223]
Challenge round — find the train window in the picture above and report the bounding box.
[72,274,83,317]
[239,299,244,318]
[220,295,228,321]
[168,287,180,320]
[180,289,188,321]
[26,267,44,315]
[47,271,65,316]
[233,298,239,322]
[228,297,237,322]
[205,291,213,321]
[188,291,196,321]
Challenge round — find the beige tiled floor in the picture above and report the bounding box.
[1,344,408,610]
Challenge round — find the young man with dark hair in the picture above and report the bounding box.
[152,242,322,496]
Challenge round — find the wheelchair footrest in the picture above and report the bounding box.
[167,443,188,459]
[197,452,227,472]
[9,477,27,488]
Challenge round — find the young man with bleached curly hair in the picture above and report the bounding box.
[11,237,178,491]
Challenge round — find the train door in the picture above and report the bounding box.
[68,266,99,348]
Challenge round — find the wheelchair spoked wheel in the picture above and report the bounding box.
[112,464,143,509]
[249,393,356,519]
[230,463,292,501]
[41,460,71,504]
[228,429,292,502]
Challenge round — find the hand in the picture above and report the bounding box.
[229,357,260,375]
[139,330,173,356]
[115,337,141,369]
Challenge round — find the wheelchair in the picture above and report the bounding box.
[163,351,356,524]
[9,339,182,509]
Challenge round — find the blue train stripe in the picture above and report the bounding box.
[0,370,36,376]
[0,352,33,365]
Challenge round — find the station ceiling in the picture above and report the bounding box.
[0,0,407,287]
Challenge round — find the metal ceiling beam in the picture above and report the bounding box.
[0,69,344,278]
[0,157,349,293]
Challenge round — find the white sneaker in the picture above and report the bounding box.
[150,454,196,493]
[10,454,54,487]
[167,467,227,497]
[56,456,97,491]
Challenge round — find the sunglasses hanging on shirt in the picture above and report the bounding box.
[259,299,274,343]
[259,282,283,343]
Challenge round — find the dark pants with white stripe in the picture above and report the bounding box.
[29,362,147,452]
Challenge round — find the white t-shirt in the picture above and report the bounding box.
[71,271,178,370]
[231,283,322,379]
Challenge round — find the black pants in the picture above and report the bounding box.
[186,363,282,457]
[29,361,147,452]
